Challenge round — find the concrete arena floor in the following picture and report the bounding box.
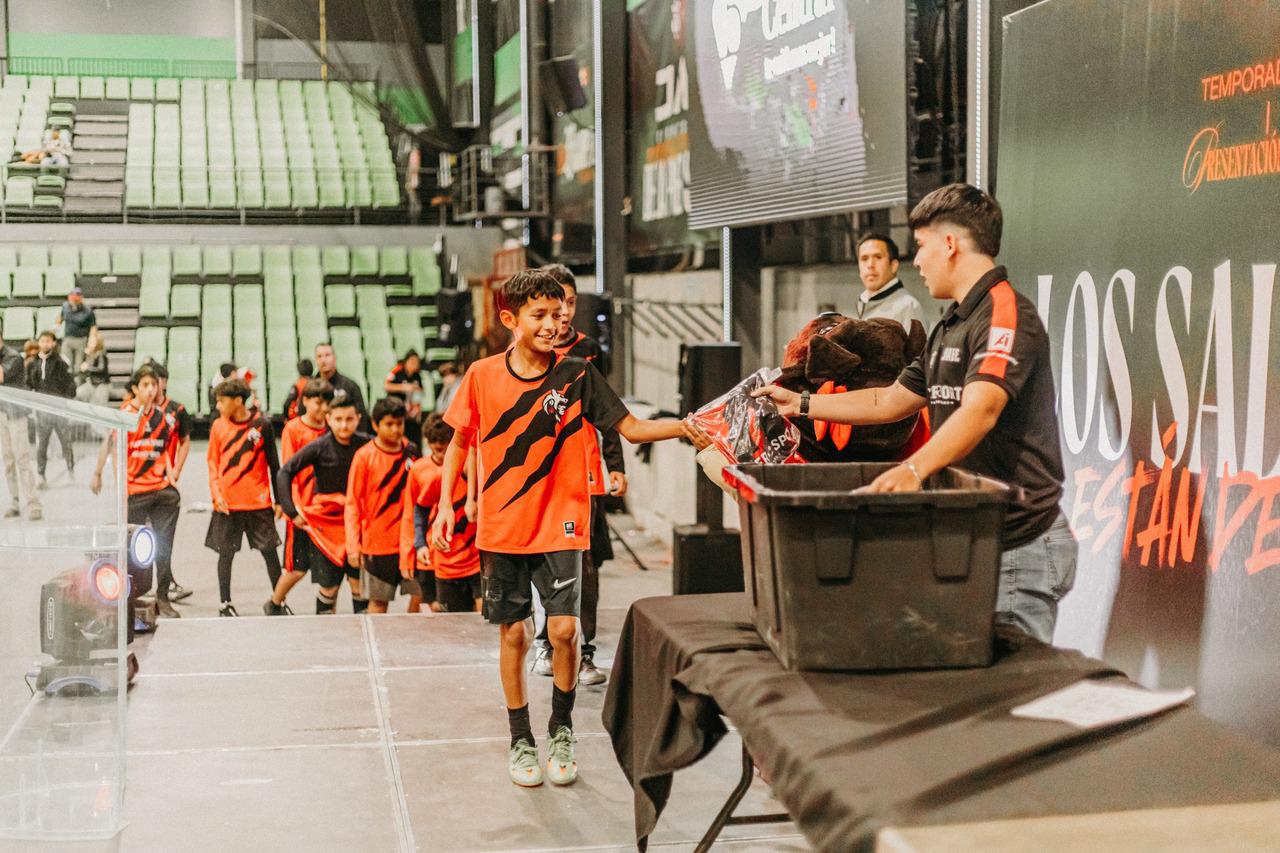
[5,440,807,852]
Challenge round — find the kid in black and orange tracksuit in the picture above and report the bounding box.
[90,364,182,619]
[206,378,281,617]
[345,396,418,614]
[264,377,333,615]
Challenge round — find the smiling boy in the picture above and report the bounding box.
[431,269,686,788]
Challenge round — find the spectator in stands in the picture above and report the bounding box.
[75,330,112,407]
[0,341,42,520]
[21,341,38,444]
[384,350,424,446]
[208,362,260,413]
[40,128,72,168]
[434,362,461,415]
[27,331,77,488]
[313,342,366,416]
[282,358,315,420]
[56,288,98,371]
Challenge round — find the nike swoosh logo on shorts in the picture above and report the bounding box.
[552,577,576,590]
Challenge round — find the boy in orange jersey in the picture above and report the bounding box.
[402,414,480,612]
[346,396,419,614]
[206,378,282,617]
[531,263,625,686]
[89,365,182,619]
[431,269,689,788]
[264,377,333,615]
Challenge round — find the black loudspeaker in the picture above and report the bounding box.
[539,55,587,115]
[679,342,742,413]
[673,524,745,595]
[574,291,613,374]
[436,288,474,349]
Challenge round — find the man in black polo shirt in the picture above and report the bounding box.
[755,183,1075,643]
[292,342,367,421]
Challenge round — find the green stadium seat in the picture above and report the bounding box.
[156,78,180,101]
[0,247,15,270]
[182,182,209,208]
[6,178,34,207]
[54,77,78,99]
[49,102,75,117]
[317,170,344,207]
[292,245,320,272]
[112,245,142,276]
[134,327,168,368]
[232,284,266,383]
[142,245,171,271]
[3,75,27,91]
[209,181,236,208]
[18,245,46,267]
[131,78,155,101]
[329,326,365,395]
[203,245,232,278]
[36,306,60,334]
[11,267,42,298]
[172,245,201,277]
[325,284,356,318]
[79,245,111,276]
[167,327,201,412]
[126,181,152,208]
[3,307,35,341]
[263,178,290,208]
[105,77,130,100]
[44,267,74,297]
[351,246,379,277]
[169,284,201,317]
[390,307,426,355]
[138,268,171,317]
[49,245,78,271]
[379,246,409,277]
[321,246,349,277]
[232,245,262,277]
[153,178,181,208]
[410,248,442,297]
[79,77,105,100]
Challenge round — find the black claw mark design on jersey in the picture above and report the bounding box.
[377,450,412,518]
[222,420,266,488]
[132,408,167,480]
[499,414,584,510]
[483,369,586,495]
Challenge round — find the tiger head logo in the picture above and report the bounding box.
[542,389,568,423]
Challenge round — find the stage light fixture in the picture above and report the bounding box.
[129,525,156,572]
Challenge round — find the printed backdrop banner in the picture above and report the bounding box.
[998,0,1280,744]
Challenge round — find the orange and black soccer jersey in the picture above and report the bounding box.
[345,439,418,557]
[281,417,326,502]
[399,456,478,578]
[158,396,192,468]
[444,351,628,554]
[121,401,174,495]
[207,413,280,511]
[553,330,601,363]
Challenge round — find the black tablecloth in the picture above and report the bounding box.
[602,593,1280,851]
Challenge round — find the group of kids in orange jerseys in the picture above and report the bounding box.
[92,263,696,788]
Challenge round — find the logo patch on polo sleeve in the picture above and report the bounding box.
[987,326,1016,355]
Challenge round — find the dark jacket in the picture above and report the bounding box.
[0,345,30,416]
[27,352,76,398]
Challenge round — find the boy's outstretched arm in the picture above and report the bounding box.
[613,413,685,444]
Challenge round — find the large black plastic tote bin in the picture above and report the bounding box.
[723,462,1013,671]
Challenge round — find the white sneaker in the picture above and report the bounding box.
[508,739,543,787]
[531,644,553,677]
[545,726,578,786]
[579,655,606,686]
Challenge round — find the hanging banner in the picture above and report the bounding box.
[998,0,1280,743]
[627,0,715,254]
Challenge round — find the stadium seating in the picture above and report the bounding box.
[81,242,449,415]
[3,74,400,218]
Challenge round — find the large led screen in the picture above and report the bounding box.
[687,0,908,229]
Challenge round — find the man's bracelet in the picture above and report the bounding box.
[798,390,811,417]
[903,460,924,487]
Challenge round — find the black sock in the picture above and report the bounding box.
[352,596,369,614]
[508,704,534,747]
[262,548,282,588]
[549,685,576,736]
[316,591,336,614]
[216,552,234,602]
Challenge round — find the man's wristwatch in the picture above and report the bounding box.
[798,390,811,418]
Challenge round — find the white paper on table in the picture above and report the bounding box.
[1010,681,1195,730]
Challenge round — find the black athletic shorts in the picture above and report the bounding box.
[436,573,481,612]
[362,553,404,602]
[480,550,582,625]
[414,569,437,604]
[294,530,356,588]
[205,508,280,554]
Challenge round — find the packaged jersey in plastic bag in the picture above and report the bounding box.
[690,368,800,465]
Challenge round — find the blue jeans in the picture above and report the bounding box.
[996,511,1077,643]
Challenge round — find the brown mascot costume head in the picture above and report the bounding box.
[777,314,928,461]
